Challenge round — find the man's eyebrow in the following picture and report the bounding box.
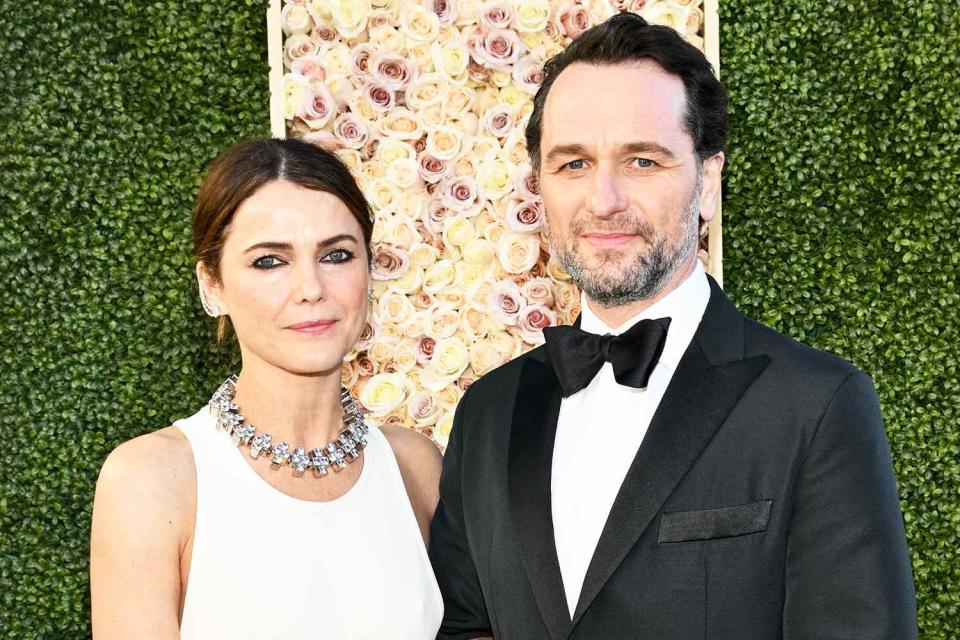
[243,234,358,253]
[543,143,589,165]
[620,141,676,159]
[544,141,676,165]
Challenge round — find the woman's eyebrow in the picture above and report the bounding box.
[243,234,359,253]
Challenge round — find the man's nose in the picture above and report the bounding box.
[585,164,630,219]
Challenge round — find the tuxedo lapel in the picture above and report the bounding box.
[507,351,572,640]
[570,278,771,628]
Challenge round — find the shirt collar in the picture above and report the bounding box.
[579,260,711,371]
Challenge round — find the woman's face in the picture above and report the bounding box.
[199,180,369,376]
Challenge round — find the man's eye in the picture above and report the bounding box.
[562,159,586,171]
[324,248,355,264]
[631,157,655,169]
[252,255,283,269]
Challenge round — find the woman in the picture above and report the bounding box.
[90,138,444,638]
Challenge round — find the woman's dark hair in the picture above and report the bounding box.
[525,13,728,171]
[193,137,373,341]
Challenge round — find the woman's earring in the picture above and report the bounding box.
[198,282,220,317]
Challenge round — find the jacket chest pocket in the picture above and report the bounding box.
[658,499,773,543]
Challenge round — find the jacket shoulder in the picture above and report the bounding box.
[743,316,864,383]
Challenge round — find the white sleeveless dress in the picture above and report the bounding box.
[174,405,443,639]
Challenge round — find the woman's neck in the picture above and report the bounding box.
[231,357,347,447]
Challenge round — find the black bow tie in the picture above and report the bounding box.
[542,317,672,398]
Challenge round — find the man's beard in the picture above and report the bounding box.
[551,172,703,308]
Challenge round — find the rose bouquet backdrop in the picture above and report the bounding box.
[277,0,712,446]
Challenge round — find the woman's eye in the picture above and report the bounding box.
[252,255,283,269]
[324,248,355,264]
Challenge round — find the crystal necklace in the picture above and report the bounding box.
[207,375,369,477]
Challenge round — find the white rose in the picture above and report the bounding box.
[426,306,461,340]
[378,289,416,324]
[282,4,314,34]
[386,158,420,189]
[496,231,540,274]
[469,341,507,376]
[642,3,690,32]
[282,73,310,120]
[329,0,370,38]
[443,216,477,248]
[426,126,463,160]
[423,259,457,293]
[379,108,423,140]
[429,336,470,379]
[477,156,513,201]
[399,3,440,42]
[513,0,551,32]
[431,39,470,81]
[359,373,411,417]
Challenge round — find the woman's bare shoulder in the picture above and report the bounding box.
[94,426,196,532]
[378,425,442,519]
[379,425,443,486]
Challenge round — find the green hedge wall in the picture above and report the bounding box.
[0,0,956,637]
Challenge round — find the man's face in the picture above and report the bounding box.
[538,60,722,307]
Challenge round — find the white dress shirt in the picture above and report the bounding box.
[551,260,711,616]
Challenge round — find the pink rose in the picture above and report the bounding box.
[311,24,337,42]
[362,81,396,113]
[289,55,327,82]
[371,51,417,91]
[473,28,524,71]
[431,0,459,24]
[369,11,392,29]
[371,244,411,281]
[518,304,556,345]
[513,165,541,200]
[422,197,454,235]
[303,83,336,127]
[512,54,544,95]
[504,198,545,233]
[440,176,480,214]
[416,336,437,365]
[483,103,515,139]
[355,355,377,378]
[351,43,377,76]
[557,3,591,38]
[478,0,516,30]
[332,112,369,149]
[487,280,525,326]
[418,153,451,184]
[355,320,378,352]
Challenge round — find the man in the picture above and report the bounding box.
[429,13,917,640]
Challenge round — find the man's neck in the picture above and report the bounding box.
[585,257,698,330]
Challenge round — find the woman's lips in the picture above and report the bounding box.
[287,320,337,335]
[581,232,638,248]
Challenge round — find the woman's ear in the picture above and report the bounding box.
[196,262,226,317]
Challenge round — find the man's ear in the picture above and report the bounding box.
[196,262,226,315]
[698,152,725,223]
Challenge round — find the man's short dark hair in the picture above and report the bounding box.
[524,13,728,172]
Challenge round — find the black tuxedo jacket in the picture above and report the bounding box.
[429,277,916,640]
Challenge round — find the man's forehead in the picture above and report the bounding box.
[542,60,690,151]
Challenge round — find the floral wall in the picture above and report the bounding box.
[279,0,711,446]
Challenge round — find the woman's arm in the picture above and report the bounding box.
[380,425,443,546]
[90,427,195,639]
